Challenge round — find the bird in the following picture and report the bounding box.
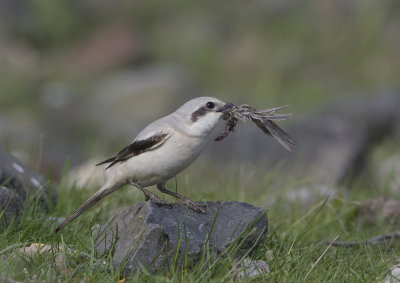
[55,97,234,232]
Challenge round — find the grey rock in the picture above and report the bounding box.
[95,201,268,275]
[0,186,23,227]
[385,267,400,283]
[0,148,57,209]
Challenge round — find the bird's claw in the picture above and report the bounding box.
[178,197,207,214]
[196,202,207,207]
[144,190,172,208]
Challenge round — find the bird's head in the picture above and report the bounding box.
[174,97,234,137]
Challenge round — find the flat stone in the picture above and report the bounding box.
[95,201,268,275]
[384,267,400,283]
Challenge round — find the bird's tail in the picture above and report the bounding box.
[55,182,122,233]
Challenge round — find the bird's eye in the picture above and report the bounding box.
[206,102,215,109]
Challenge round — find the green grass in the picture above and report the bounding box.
[1,164,399,282]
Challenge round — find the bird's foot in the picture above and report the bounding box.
[136,185,172,208]
[178,197,207,214]
[146,191,172,208]
[130,181,171,208]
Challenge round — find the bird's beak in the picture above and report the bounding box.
[216,102,234,113]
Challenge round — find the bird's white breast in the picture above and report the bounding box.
[105,131,207,187]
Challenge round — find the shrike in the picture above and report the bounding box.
[55,97,234,232]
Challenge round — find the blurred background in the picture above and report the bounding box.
[2,2,400,280]
[1,0,400,193]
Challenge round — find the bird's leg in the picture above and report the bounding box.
[157,183,206,214]
[130,181,172,208]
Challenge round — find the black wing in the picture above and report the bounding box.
[96,133,169,169]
